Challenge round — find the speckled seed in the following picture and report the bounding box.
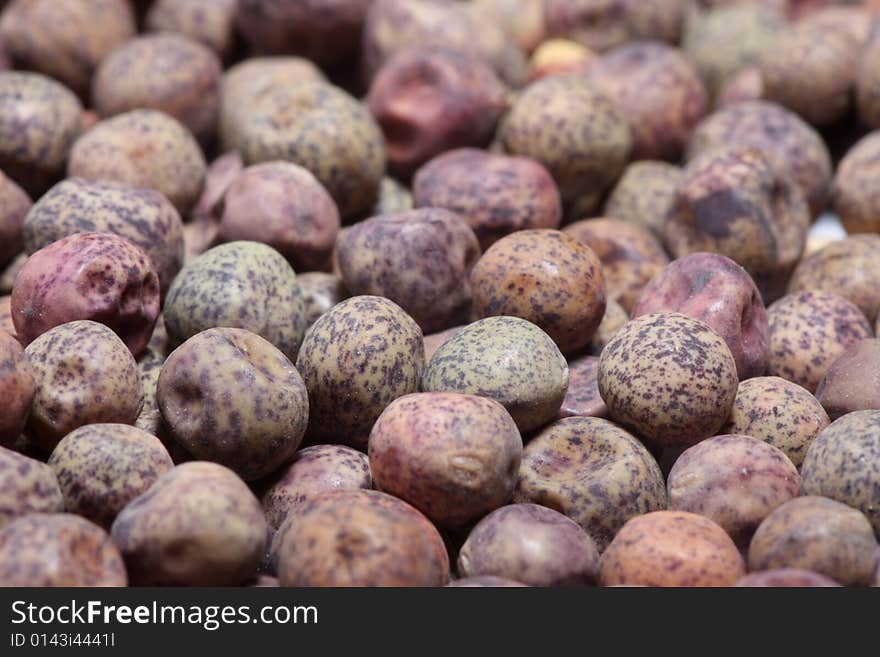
[162,241,307,361]
[602,161,683,239]
[499,74,632,213]
[369,392,522,528]
[48,424,173,530]
[514,417,666,552]
[665,145,810,302]
[682,4,786,99]
[298,273,348,327]
[470,230,606,355]
[0,513,127,586]
[67,109,206,215]
[815,339,880,419]
[748,496,878,587]
[421,316,568,434]
[766,291,873,393]
[686,100,832,217]
[372,176,414,216]
[0,171,31,271]
[93,34,221,144]
[557,355,608,420]
[367,46,508,178]
[337,209,481,335]
[276,489,449,587]
[799,411,880,535]
[632,252,769,380]
[218,161,341,272]
[146,0,238,59]
[25,321,142,452]
[218,57,325,153]
[413,148,562,251]
[587,41,707,161]
[295,295,424,449]
[598,312,739,447]
[363,0,526,87]
[158,328,309,481]
[0,0,135,97]
[261,444,372,532]
[0,446,63,530]
[563,218,668,314]
[588,298,628,356]
[0,72,83,196]
[12,233,160,355]
[0,331,35,446]
[111,461,268,586]
[667,434,799,546]
[600,510,745,587]
[133,349,186,462]
[760,22,860,126]
[832,132,880,234]
[787,235,880,324]
[722,376,830,468]
[858,38,880,129]
[446,576,528,587]
[232,81,385,221]
[735,569,841,587]
[22,178,184,296]
[457,504,599,587]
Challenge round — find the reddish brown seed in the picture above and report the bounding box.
[735,569,841,587]
[667,434,800,546]
[368,47,507,179]
[369,392,522,528]
[218,161,340,272]
[458,504,600,587]
[111,461,268,586]
[337,209,481,335]
[276,489,450,587]
[12,232,160,355]
[0,331,34,447]
[632,252,769,380]
[412,148,562,251]
[0,170,31,271]
[0,513,127,587]
[470,229,606,355]
[261,444,372,532]
[557,355,608,420]
[600,510,746,587]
